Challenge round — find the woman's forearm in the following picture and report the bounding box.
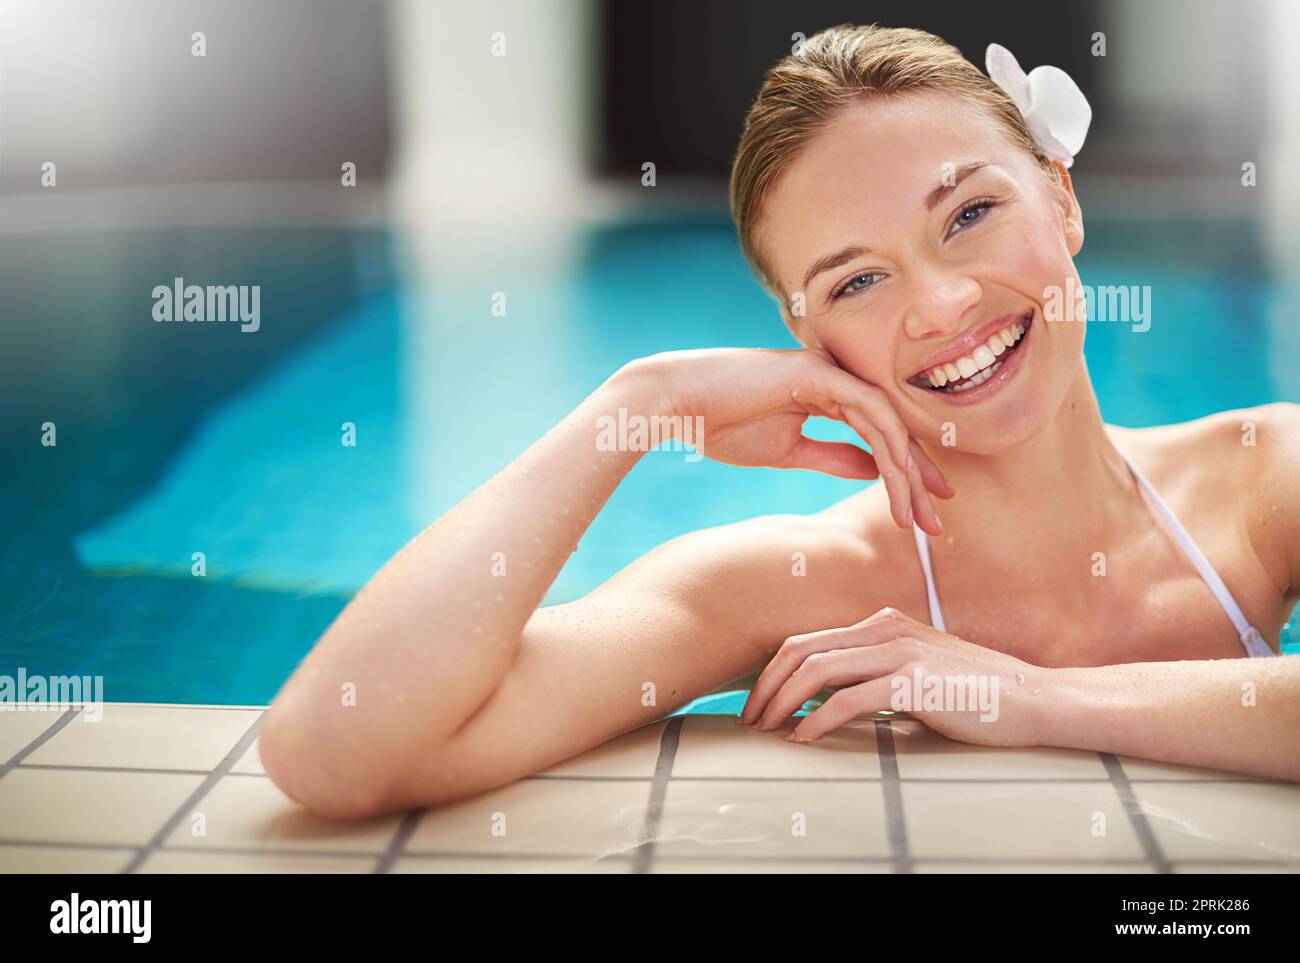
[1042,656,1300,780]
[261,363,664,804]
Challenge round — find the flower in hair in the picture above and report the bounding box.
[985,43,1091,168]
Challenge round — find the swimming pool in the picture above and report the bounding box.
[1,216,1296,706]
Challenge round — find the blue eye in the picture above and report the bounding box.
[832,271,883,300]
[949,198,996,235]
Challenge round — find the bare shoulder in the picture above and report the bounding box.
[1108,402,1300,489]
[592,481,924,644]
[1108,402,1300,590]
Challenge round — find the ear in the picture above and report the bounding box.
[1050,160,1085,256]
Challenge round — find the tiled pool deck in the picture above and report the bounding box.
[1,703,1297,873]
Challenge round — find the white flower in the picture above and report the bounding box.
[985,43,1092,168]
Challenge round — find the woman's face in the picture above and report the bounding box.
[756,90,1086,455]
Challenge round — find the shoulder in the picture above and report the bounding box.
[1108,403,1295,480]
[621,485,923,633]
[1109,402,1300,590]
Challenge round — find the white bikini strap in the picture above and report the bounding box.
[912,522,947,632]
[1120,451,1275,658]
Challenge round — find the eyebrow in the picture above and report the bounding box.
[800,245,870,294]
[797,162,992,294]
[924,161,989,212]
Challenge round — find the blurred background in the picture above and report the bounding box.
[1,0,1297,704]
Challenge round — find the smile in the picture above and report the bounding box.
[906,309,1034,403]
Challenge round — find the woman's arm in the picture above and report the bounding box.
[740,607,1299,781]
[259,349,951,818]
[1043,658,1300,779]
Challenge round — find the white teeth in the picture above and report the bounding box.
[920,315,1029,390]
[948,359,1002,391]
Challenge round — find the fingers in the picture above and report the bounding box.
[781,437,881,480]
[906,449,944,536]
[792,359,957,531]
[817,371,924,530]
[740,607,936,726]
[789,677,896,742]
[840,406,914,529]
[753,643,906,731]
[740,624,867,725]
[814,368,913,470]
[911,439,955,499]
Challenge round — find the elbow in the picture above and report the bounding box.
[258,702,402,821]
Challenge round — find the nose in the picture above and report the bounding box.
[901,260,982,342]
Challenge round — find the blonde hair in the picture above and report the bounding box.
[729,24,1060,298]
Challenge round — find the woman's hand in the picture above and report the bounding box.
[617,348,953,534]
[738,607,1052,747]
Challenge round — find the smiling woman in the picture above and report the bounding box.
[257,23,1300,819]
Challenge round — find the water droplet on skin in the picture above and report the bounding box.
[1032,688,1041,696]
[1015,672,1026,686]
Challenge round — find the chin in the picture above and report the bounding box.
[909,367,1073,456]
[934,400,1054,455]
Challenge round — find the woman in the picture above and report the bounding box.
[259,25,1300,818]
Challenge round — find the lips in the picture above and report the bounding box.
[907,310,1034,394]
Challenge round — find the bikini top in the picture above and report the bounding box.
[911,449,1277,658]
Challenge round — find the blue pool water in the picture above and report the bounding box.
[1,218,1296,706]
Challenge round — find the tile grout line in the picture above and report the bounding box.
[374,810,424,874]
[0,708,81,779]
[119,712,265,874]
[875,720,912,874]
[1100,752,1172,874]
[632,718,683,875]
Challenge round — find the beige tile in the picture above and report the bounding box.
[231,738,266,775]
[163,776,403,853]
[24,705,259,771]
[0,769,203,845]
[915,861,1153,873]
[391,855,634,873]
[1131,781,1300,864]
[407,779,651,857]
[0,844,135,873]
[1173,862,1299,874]
[138,850,376,873]
[651,858,890,874]
[1117,756,1265,781]
[674,716,881,779]
[656,778,890,858]
[0,710,66,763]
[890,720,1107,779]
[902,782,1143,860]
[538,721,664,778]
